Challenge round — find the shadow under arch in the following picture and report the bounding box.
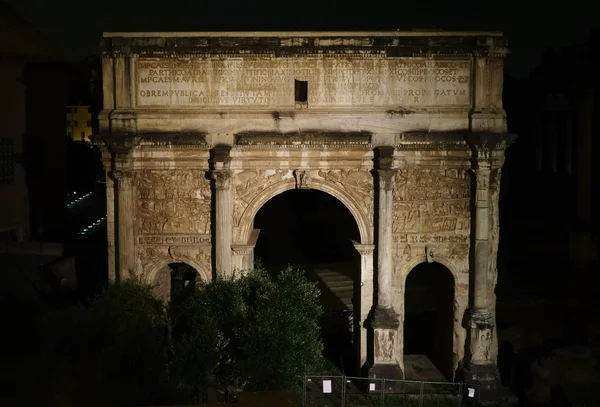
[234,179,373,245]
[403,259,456,381]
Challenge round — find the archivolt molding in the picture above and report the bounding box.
[397,254,459,287]
[234,174,373,245]
[144,249,211,284]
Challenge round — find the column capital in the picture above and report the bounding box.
[112,169,134,189]
[353,243,375,256]
[471,167,491,191]
[211,169,232,190]
[465,132,516,161]
[377,169,396,192]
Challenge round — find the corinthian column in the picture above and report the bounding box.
[367,146,402,380]
[211,168,233,276]
[113,169,135,281]
[463,134,516,404]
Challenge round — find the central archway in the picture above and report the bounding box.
[253,188,361,374]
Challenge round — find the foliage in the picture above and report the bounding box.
[169,275,247,399]
[237,266,325,391]
[39,280,176,407]
[37,266,325,405]
[171,266,325,394]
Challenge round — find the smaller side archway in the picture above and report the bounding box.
[403,261,455,380]
[146,257,210,301]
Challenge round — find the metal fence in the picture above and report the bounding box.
[301,375,481,407]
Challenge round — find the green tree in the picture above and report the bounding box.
[237,266,325,391]
[169,275,246,400]
[169,266,325,394]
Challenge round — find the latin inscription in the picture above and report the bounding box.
[136,58,471,108]
[138,235,211,245]
[393,234,469,244]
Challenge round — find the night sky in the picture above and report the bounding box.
[5,0,598,77]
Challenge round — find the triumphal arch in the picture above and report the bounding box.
[97,31,514,399]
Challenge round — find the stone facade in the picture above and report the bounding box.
[96,31,514,400]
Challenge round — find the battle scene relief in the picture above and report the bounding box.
[135,170,212,236]
[392,167,471,278]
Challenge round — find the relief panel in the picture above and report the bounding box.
[135,170,212,235]
[135,170,212,275]
[392,167,471,275]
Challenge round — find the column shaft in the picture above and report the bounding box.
[212,170,232,276]
[115,170,135,280]
[473,166,490,311]
[377,169,394,309]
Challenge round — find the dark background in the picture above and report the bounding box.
[5,0,599,77]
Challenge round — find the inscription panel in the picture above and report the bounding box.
[136,58,471,108]
[138,235,211,245]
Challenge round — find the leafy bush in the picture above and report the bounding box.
[37,266,325,405]
[237,267,325,391]
[39,280,175,406]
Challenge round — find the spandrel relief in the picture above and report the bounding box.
[316,169,374,226]
[233,169,292,225]
[135,170,212,235]
[232,168,374,227]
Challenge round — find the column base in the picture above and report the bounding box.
[364,306,403,381]
[461,363,518,407]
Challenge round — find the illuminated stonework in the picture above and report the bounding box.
[96,31,514,396]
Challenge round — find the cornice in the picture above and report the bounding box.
[101,34,508,59]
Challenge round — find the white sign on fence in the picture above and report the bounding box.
[323,380,332,394]
[369,383,376,391]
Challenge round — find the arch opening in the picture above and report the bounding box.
[152,262,199,302]
[404,262,455,381]
[253,188,361,374]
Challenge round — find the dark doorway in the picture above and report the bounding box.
[404,262,455,380]
[169,262,198,302]
[253,189,360,374]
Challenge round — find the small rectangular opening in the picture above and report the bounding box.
[295,79,308,105]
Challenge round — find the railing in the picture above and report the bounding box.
[301,375,481,407]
